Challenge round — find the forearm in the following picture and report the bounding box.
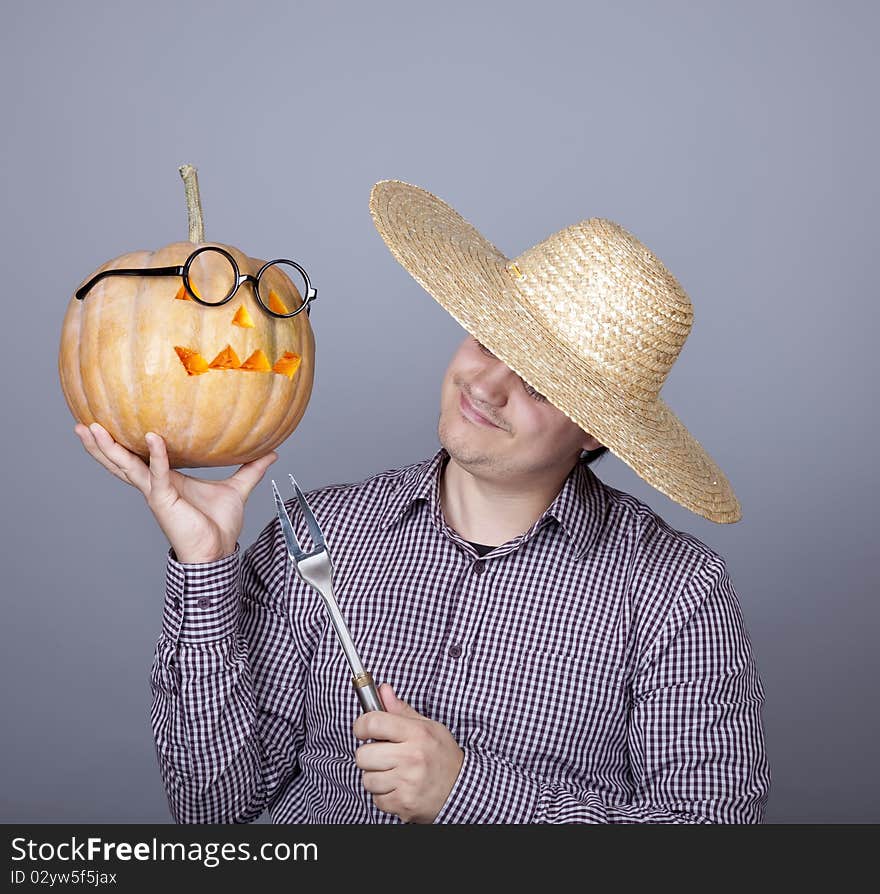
[434,743,766,824]
[150,543,301,823]
[430,748,711,824]
[150,633,269,823]
[435,561,770,825]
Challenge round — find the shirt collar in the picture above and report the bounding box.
[379,447,449,534]
[379,446,608,560]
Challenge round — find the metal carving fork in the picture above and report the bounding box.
[271,474,385,714]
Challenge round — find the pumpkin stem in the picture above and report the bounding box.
[178,163,205,244]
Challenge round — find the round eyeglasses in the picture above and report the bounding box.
[74,245,317,319]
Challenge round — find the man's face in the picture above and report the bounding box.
[437,334,602,477]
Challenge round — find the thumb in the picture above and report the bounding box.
[381,683,419,717]
[229,451,278,498]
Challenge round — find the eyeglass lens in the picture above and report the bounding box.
[256,261,307,316]
[186,249,237,304]
[186,248,307,316]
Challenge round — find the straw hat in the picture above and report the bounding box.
[368,179,741,524]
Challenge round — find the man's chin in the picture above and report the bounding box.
[439,433,494,470]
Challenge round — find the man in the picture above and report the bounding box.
[75,180,770,823]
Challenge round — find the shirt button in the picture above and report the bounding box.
[197,597,211,608]
[448,643,462,658]
[473,560,485,575]
[172,597,180,612]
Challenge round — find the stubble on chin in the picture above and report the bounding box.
[438,412,501,472]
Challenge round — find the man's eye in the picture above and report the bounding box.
[476,340,546,401]
[523,381,548,402]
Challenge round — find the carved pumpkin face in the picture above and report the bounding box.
[58,240,316,469]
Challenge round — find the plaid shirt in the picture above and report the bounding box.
[150,447,771,823]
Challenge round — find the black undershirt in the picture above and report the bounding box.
[466,541,496,557]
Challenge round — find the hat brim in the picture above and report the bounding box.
[369,179,742,524]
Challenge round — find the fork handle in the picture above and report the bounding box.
[352,671,385,712]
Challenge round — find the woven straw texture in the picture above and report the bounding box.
[369,179,741,524]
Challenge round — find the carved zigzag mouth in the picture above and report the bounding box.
[174,344,302,379]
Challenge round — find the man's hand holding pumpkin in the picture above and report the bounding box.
[74,422,277,565]
[353,683,464,823]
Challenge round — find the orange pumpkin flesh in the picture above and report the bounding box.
[172,259,301,375]
[230,303,255,327]
[208,345,241,370]
[239,348,272,372]
[273,352,302,379]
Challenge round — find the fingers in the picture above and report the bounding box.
[353,711,411,744]
[76,422,278,505]
[361,769,397,796]
[75,423,118,474]
[228,450,279,500]
[143,432,175,504]
[74,423,150,493]
[355,741,400,772]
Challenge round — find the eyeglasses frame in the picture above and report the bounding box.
[74,245,317,318]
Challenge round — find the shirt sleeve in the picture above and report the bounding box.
[432,559,771,824]
[149,523,308,823]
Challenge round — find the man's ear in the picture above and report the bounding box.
[581,433,604,452]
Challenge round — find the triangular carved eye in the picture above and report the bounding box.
[232,304,255,327]
[174,289,291,319]
[267,289,289,315]
[173,282,205,301]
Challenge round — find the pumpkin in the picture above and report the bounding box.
[58,164,316,468]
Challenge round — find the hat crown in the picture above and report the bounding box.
[509,218,693,401]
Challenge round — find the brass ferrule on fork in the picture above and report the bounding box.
[352,671,384,713]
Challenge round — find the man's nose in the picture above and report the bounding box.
[470,360,516,403]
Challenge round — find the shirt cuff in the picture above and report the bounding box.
[161,542,242,644]
[432,746,541,824]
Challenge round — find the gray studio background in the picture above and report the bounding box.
[1,0,876,824]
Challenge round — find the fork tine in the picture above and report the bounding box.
[271,479,304,561]
[288,473,326,551]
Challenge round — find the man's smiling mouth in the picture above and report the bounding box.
[460,391,501,428]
